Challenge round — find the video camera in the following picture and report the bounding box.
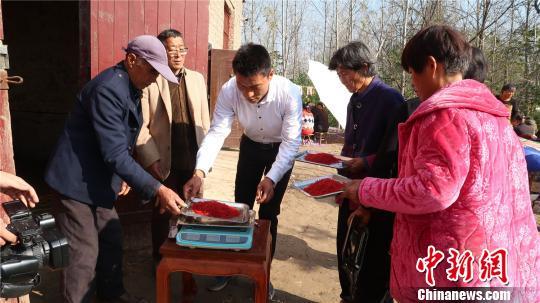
[0,200,68,298]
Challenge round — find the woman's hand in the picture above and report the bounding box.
[337,179,362,206]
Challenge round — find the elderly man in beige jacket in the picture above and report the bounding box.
[136,29,210,262]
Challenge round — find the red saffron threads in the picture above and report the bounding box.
[303,178,344,196]
[191,201,241,219]
[304,152,341,165]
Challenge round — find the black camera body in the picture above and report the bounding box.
[1,200,69,298]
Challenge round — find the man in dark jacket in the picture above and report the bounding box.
[496,83,519,120]
[45,35,186,303]
[312,103,329,133]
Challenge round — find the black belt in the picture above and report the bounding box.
[241,135,281,150]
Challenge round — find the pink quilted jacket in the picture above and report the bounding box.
[358,80,539,302]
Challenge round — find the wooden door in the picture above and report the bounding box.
[0,1,29,302]
[208,49,242,148]
[86,0,210,79]
[0,25,14,176]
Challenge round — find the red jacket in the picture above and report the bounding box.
[358,80,539,302]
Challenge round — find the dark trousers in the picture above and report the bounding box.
[337,199,394,302]
[152,169,193,260]
[234,135,293,258]
[55,198,124,303]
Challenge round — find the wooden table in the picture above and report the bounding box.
[156,220,272,303]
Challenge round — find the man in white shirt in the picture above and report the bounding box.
[183,44,302,292]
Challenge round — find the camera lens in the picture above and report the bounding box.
[37,214,55,230]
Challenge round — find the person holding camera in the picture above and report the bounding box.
[0,170,39,246]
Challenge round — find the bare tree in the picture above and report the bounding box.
[241,0,540,116]
[400,0,410,94]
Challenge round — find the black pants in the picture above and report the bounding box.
[55,198,124,303]
[152,169,193,260]
[234,135,293,258]
[337,199,394,302]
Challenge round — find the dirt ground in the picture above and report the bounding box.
[30,142,345,303]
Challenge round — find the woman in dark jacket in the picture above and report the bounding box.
[328,41,405,303]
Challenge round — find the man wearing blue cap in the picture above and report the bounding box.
[45,35,186,303]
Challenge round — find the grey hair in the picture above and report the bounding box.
[328,41,377,77]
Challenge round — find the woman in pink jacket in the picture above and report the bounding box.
[342,25,539,302]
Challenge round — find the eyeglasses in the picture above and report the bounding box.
[167,48,189,55]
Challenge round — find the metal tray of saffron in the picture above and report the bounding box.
[178,198,255,227]
[292,174,350,198]
[295,150,348,169]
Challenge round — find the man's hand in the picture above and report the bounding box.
[347,205,371,227]
[0,171,39,208]
[118,181,131,196]
[0,223,16,246]
[337,179,362,206]
[148,160,164,181]
[183,170,205,201]
[156,185,187,215]
[256,177,275,204]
